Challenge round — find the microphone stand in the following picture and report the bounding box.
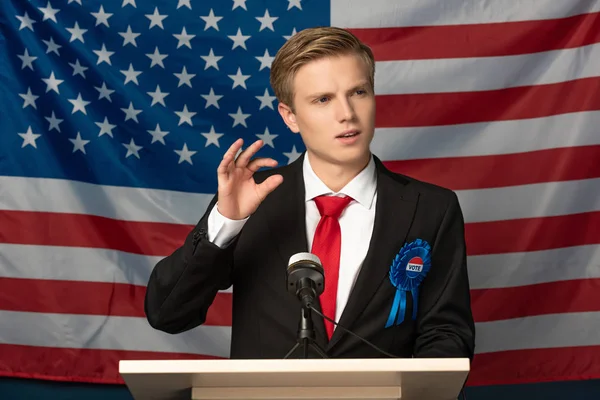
[283,304,329,359]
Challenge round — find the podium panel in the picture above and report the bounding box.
[119,358,469,400]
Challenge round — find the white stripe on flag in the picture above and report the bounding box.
[468,245,600,289]
[0,176,213,224]
[0,310,231,357]
[0,243,233,292]
[474,311,600,353]
[332,0,600,28]
[456,178,600,223]
[371,111,600,160]
[375,43,600,95]
[4,177,600,230]
[3,242,598,295]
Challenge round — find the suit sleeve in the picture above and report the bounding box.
[144,194,239,334]
[412,191,476,360]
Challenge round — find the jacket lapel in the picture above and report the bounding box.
[261,153,329,346]
[327,157,419,351]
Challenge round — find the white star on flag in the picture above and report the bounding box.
[174,143,196,164]
[147,85,169,106]
[148,124,169,144]
[229,107,250,127]
[200,48,222,70]
[68,93,90,115]
[18,49,37,70]
[66,22,87,43]
[123,139,143,159]
[232,0,248,11]
[120,64,142,85]
[256,9,278,32]
[175,105,196,126]
[256,127,278,148]
[95,82,114,102]
[146,7,167,29]
[288,0,303,10]
[69,132,90,154]
[256,49,275,70]
[200,9,222,31]
[45,111,63,132]
[96,117,116,137]
[228,28,251,50]
[94,44,114,65]
[19,87,39,109]
[283,146,302,164]
[119,26,140,47]
[201,126,224,147]
[38,2,61,23]
[18,126,42,148]
[91,5,112,27]
[201,88,223,109]
[69,59,88,77]
[256,89,276,110]
[42,72,64,94]
[16,12,36,31]
[229,67,250,89]
[121,102,142,122]
[146,47,168,68]
[174,66,195,87]
[173,27,195,49]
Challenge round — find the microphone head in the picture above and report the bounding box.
[286,252,325,298]
[288,252,322,269]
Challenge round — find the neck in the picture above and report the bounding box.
[307,152,371,193]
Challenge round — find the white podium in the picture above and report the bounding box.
[119,358,469,400]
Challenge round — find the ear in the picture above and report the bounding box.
[277,102,300,133]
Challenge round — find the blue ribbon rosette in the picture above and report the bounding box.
[385,238,432,328]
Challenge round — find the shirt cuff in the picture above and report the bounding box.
[207,202,249,248]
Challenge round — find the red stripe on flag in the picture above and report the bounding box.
[465,211,600,256]
[2,210,599,258]
[0,210,190,256]
[375,77,600,128]
[352,11,600,61]
[468,345,600,386]
[383,145,600,190]
[471,279,600,322]
[0,343,224,384]
[0,277,232,326]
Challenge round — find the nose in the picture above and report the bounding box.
[336,96,356,123]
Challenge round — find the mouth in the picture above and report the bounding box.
[336,130,360,139]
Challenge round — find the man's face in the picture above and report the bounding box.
[279,53,375,170]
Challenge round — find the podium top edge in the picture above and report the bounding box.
[119,358,470,374]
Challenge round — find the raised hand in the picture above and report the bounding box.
[216,138,284,220]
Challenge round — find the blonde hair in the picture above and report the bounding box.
[270,26,375,111]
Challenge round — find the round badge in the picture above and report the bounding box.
[405,256,424,278]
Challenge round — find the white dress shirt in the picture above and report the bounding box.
[207,154,378,325]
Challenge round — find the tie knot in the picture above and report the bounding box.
[313,195,353,219]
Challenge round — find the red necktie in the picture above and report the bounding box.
[311,195,353,339]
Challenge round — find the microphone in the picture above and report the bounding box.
[286,252,324,309]
[285,252,395,358]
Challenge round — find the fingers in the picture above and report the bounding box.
[247,157,278,172]
[217,138,243,176]
[255,174,284,200]
[235,139,263,168]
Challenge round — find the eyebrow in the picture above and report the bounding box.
[304,81,370,100]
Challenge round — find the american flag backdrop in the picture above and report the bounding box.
[1,0,599,387]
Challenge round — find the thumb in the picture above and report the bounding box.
[255,174,284,201]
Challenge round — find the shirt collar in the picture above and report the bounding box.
[303,153,377,210]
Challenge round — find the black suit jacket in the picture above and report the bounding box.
[145,153,475,360]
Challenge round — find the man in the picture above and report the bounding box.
[145,27,475,360]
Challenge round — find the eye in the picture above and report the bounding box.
[355,89,366,95]
[316,96,329,103]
